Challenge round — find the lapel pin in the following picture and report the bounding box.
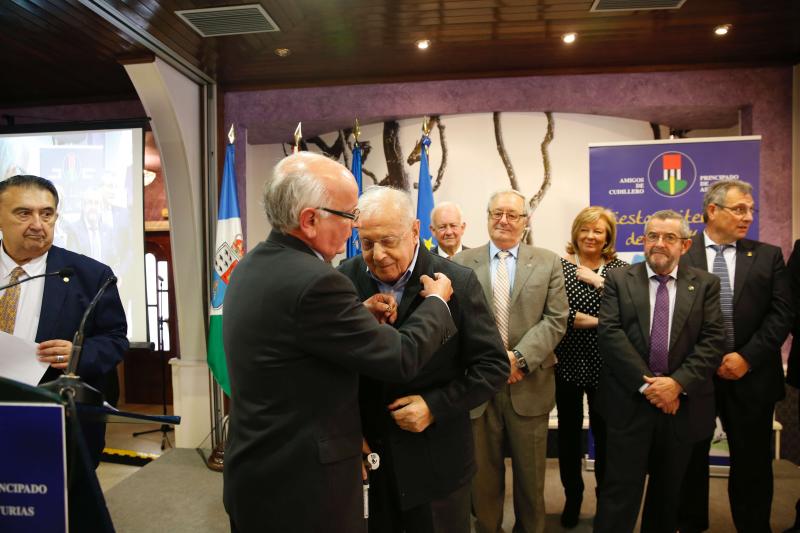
[688,285,695,291]
[746,251,753,257]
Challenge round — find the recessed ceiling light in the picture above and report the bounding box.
[415,39,431,50]
[562,32,577,44]
[714,24,731,36]
[274,48,291,57]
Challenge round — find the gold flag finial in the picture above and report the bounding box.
[353,118,361,143]
[422,115,431,136]
[228,124,235,144]
[293,122,302,153]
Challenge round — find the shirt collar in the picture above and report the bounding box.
[645,261,678,281]
[0,241,49,281]
[437,244,462,258]
[703,230,737,250]
[489,241,520,259]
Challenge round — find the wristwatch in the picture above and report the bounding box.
[511,349,530,375]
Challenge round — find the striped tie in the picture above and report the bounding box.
[711,244,735,351]
[493,251,511,348]
[0,267,26,334]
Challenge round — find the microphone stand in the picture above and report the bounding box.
[132,275,173,450]
[39,276,118,406]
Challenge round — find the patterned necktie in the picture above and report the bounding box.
[0,266,26,334]
[493,251,511,349]
[710,244,735,351]
[649,274,671,375]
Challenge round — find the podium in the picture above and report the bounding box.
[0,376,180,533]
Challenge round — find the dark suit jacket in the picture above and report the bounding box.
[597,262,725,441]
[681,233,794,404]
[36,245,128,462]
[338,246,508,510]
[222,231,457,533]
[787,239,800,388]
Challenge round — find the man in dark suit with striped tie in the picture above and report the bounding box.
[678,179,793,532]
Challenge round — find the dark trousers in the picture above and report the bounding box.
[367,450,471,533]
[678,392,775,532]
[595,401,692,533]
[554,378,606,501]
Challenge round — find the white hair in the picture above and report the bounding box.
[263,152,330,233]
[487,189,528,215]
[358,186,415,226]
[430,201,463,225]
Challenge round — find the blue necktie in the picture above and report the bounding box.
[710,244,735,351]
[649,274,670,375]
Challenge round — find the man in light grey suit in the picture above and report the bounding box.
[453,190,568,533]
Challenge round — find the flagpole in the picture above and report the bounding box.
[208,123,238,457]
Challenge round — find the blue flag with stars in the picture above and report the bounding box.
[417,135,436,251]
[346,142,363,257]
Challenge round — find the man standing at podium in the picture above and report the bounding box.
[0,174,128,466]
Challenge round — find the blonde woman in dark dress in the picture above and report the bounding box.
[555,206,628,528]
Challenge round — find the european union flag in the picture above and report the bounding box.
[346,142,363,258]
[417,135,436,251]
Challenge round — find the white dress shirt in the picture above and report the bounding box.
[489,241,520,295]
[436,244,462,259]
[0,243,48,342]
[702,230,737,285]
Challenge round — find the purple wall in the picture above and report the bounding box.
[224,67,793,255]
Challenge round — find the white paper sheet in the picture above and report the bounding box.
[0,331,49,386]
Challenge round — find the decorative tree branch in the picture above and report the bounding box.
[338,130,351,170]
[306,133,345,159]
[650,122,662,140]
[493,112,519,191]
[529,111,554,212]
[406,116,448,191]
[432,118,448,192]
[383,120,410,190]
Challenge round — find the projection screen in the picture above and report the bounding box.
[0,121,148,344]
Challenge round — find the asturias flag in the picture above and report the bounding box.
[346,142,363,258]
[416,135,436,250]
[207,142,244,396]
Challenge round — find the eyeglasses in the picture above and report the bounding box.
[317,206,360,222]
[360,231,410,251]
[488,210,525,222]
[714,203,757,217]
[644,232,687,245]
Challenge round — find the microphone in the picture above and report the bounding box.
[0,267,74,291]
[40,275,117,406]
[66,276,117,376]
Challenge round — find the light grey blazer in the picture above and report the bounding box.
[453,243,568,417]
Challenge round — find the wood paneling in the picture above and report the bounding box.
[0,0,797,105]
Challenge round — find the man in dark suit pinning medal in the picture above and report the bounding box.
[222,152,459,533]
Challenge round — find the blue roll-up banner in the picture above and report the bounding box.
[589,136,761,255]
[0,403,67,532]
[589,136,761,471]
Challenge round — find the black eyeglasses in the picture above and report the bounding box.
[317,206,360,222]
[714,203,757,217]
